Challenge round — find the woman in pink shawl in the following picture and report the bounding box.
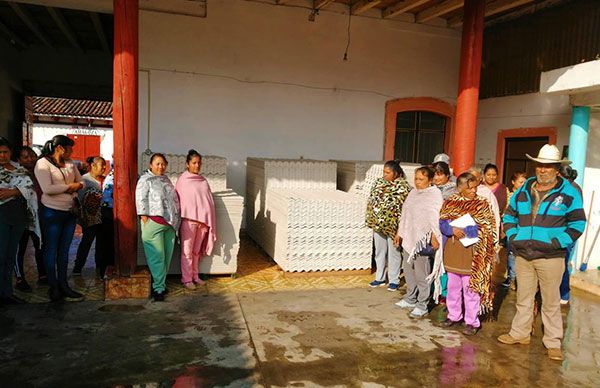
[175,150,216,289]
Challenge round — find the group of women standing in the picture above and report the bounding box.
[1,137,217,303]
[0,135,90,303]
[367,159,512,335]
[135,150,216,302]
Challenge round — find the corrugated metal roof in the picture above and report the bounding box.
[32,96,112,120]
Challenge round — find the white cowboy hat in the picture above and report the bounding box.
[526,144,572,165]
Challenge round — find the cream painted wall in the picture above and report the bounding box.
[475,93,572,166]
[138,0,461,195]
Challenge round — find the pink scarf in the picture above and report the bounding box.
[175,171,217,255]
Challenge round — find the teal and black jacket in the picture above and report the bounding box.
[503,176,586,260]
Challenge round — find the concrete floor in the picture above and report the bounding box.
[1,287,600,387]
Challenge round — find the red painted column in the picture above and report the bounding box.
[451,0,485,175]
[113,0,138,276]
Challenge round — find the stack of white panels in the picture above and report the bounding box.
[175,189,244,275]
[266,189,372,272]
[332,160,384,195]
[137,152,242,274]
[136,189,244,275]
[334,160,421,199]
[246,158,371,272]
[140,153,227,191]
[246,157,337,248]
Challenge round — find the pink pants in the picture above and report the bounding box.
[180,219,209,284]
[446,272,481,328]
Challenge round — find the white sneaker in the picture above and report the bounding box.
[560,299,569,305]
[395,299,416,309]
[409,307,428,318]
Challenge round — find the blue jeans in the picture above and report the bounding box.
[559,245,574,301]
[40,205,77,287]
[507,251,516,282]
[0,221,26,297]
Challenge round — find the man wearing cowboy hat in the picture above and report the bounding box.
[497,144,586,361]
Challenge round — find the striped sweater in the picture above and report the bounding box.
[503,176,586,260]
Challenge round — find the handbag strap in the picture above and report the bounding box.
[45,157,69,184]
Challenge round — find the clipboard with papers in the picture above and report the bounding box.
[449,213,479,247]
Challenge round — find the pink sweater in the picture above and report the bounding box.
[34,157,83,211]
[175,171,217,255]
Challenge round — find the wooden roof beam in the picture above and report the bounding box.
[46,6,82,51]
[352,0,382,15]
[314,0,335,10]
[275,0,291,4]
[0,19,27,48]
[89,12,110,53]
[382,0,431,19]
[416,0,463,23]
[7,1,52,47]
[448,0,534,27]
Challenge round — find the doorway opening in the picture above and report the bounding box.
[495,127,557,184]
[502,137,549,183]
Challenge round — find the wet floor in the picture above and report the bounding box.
[1,286,599,387]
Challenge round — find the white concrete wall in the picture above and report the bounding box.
[475,92,572,165]
[138,0,461,195]
[32,123,113,162]
[476,92,600,269]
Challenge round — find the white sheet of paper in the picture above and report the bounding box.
[449,213,479,247]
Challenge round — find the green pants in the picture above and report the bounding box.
[441,273,448,298]
[141,220,176,293]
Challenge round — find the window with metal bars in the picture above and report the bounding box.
[393,111,446,164]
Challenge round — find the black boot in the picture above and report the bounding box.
[151,290,165,302]
[48,286,62,302]
[59,285,84,301]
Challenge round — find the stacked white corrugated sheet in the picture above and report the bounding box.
[246,158,371,272]
[333,160,384,196]
[140,153,227,191]
[137,152,242,274]
[246,158,337,248]
[333,160,421,199]
[169,189,244,275]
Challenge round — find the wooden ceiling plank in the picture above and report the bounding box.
[382,0,431,19]
[46,6,82,50]
[0,19,28,48]
[7,1,52,47]
[314,0,335,10]
[89,12,110,53]
[449,0,534,27]
[416,0,464,23]
[352,0,382,15]
[448,13,463,27]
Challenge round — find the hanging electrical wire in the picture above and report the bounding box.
[343,6,351,61]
